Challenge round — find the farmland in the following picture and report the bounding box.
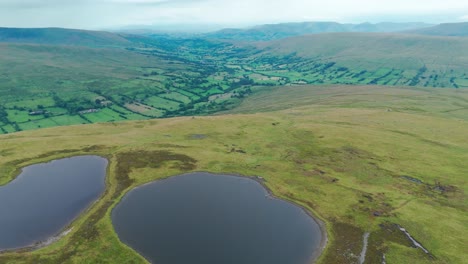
[0,25,467,264]
[1,30,468,134]
[0,41,252,133]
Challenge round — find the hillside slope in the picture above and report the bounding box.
[246,33,468,88]
[203,22,432,41]
[0,85,467,264]
[261,33,468,68]
[1,29,467,134]
[0,27,132,47]
[406,22,468,36]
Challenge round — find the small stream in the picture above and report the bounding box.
[359,232,370,264]
[398,226,430,254]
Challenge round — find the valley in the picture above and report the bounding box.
[1,29,467,134]
[0,22,467,264]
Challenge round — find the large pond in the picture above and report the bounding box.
[112,172,323,264]
[0,156,107,250]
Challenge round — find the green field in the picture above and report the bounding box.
[0,27,467,264]
[1,32,467,134]
[0,85,466,264]
[0,41,257,133]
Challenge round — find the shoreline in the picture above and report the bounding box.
[0,227,74,254]
[115,171,329,264]
[231,172,329,264]
[0,155,109,254]
[3,169,328,264]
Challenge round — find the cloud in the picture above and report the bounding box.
[0,0,89,8]
[104,0,208,6]
[459,15,468,21]
[0,0,467,29]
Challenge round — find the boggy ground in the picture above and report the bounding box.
[0,85,466,264]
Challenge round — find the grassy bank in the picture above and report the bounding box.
[0,85,466,263]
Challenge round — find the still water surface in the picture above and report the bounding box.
[0,156,107,250]
[112,172,322,264]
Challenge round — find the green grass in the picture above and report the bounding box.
[18,118,60,131]
[1,33,467,134]
[84,108,127,123]
[0,124,16,133]
[144,96,181,111]
[0,41,258,133]
[49,115,89,126]
[4,97,56,109]
[5,110,44,123]
[159,92,192,104]
[0,85,466,264]
[0,30,467,262]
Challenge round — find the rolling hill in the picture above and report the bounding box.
[248,32,468,87]
[0,27,467,135]
[260,32,468,69]
[203,21,432,41]
[0,27,132,47]
[406,22,468,36]
[0,24,467,264]
[1,85,467,264]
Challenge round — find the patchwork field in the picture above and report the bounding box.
[1,32,467,135]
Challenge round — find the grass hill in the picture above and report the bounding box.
[0,85,467,264]
[406,22,468,37]
[0,41,258,134]
[203,22,432,41]
[0,27,132,47]
[261,33,468,69]
[0,25,467,264]
[0,28,467,134]
[248,33,468,87]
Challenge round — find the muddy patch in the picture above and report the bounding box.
[401,175,423,184]
[321,221,365,264]
[354,192,395,218]
[113,150,197,199]
[188,134,207,140]
[365,222,432,263]
[320,221,432,264]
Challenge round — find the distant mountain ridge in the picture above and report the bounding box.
[405,22,468,36]
[0,27,132,47]
[202,21,433,41]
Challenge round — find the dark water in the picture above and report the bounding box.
[0,156,107,250]
[112,172,322,264]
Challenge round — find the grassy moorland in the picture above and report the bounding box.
[0,27,132,47]
[0,42,252,133]
[406,22,468,37]
[202,21,433,41]
[0,85,466,264]
[254,33,468,87]
[1,29,467,135]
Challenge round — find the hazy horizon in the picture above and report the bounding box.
[0,0,467,31]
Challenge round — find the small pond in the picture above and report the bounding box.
[0,156,107,250]
[112,172,323,264]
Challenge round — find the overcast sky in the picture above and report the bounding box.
[0,0,467,30]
